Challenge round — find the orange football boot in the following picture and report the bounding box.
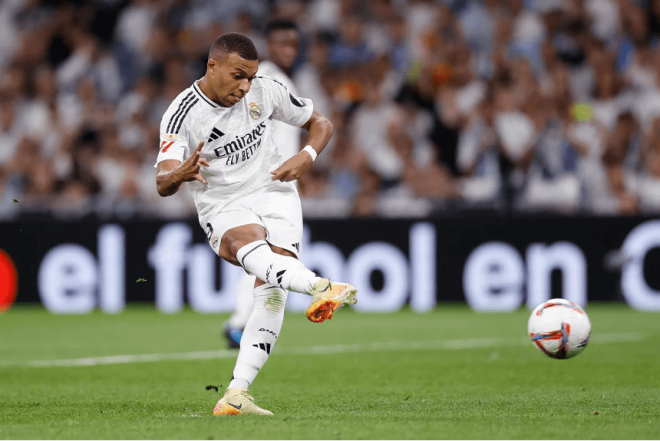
[306,279,358,323]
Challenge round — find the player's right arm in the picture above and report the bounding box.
[156,93,209,197]
[156,141,209,196]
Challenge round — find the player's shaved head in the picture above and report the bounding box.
[209,32,258,61]
[200,33,259,107]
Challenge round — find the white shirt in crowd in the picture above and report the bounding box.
[257,60,302,160]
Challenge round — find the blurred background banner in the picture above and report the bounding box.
[2,217,660,313]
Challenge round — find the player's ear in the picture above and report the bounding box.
[207,58,217,75]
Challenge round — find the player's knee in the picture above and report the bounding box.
[222,224,266,255]
[220,232,257,264]
[219,236,241,263]
[218,244,239,265]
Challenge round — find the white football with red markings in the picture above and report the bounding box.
[528,298,591,359]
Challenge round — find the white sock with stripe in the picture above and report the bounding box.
[235,240,321,294]
[229,284,288,389]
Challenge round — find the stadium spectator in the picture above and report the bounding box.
[1,0,660,219]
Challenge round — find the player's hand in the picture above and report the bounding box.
[174,141,210,185]
[270,150,314,182]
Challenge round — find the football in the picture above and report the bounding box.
[528,299,591,359]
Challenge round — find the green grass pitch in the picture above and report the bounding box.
[1,304,659,439]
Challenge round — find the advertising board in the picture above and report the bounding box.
[1,217,659,313]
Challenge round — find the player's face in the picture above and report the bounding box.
[209,53,259,107]
[268,29,299,70]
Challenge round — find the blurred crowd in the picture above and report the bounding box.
[2,0,660,220]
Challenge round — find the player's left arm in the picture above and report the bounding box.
[270,110,333,182]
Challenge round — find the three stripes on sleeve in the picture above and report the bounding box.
[166,91,198,135]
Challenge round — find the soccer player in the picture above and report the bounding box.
[155,33,357,416]
[223,20,303,349]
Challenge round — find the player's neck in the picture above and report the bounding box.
[198,77,225,107]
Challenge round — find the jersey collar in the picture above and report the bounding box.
[193,79,220,108]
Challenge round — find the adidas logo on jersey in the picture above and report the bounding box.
[213,122,267,162]
[207,127,224,143]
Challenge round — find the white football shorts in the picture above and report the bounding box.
[204,180,302,259]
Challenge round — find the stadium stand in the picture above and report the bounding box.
[1,0,660,219]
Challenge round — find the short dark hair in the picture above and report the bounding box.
[209,32,258,61]
[265,20,298,37]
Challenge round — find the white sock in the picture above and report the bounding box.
[228,272,256,329]
[236,241,321,294]
[231,284,288,387]
[227,377,249,390]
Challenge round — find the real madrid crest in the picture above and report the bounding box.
[249,101,262,120]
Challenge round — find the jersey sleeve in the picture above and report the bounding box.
[155,102,192,167]
[262,76,314,128]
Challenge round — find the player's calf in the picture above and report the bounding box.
[230,284,287,386]
[236,240,320,293]
[214,285,283,416]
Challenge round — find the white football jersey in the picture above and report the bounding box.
[156,76,314,225]
[257,60,302,160]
